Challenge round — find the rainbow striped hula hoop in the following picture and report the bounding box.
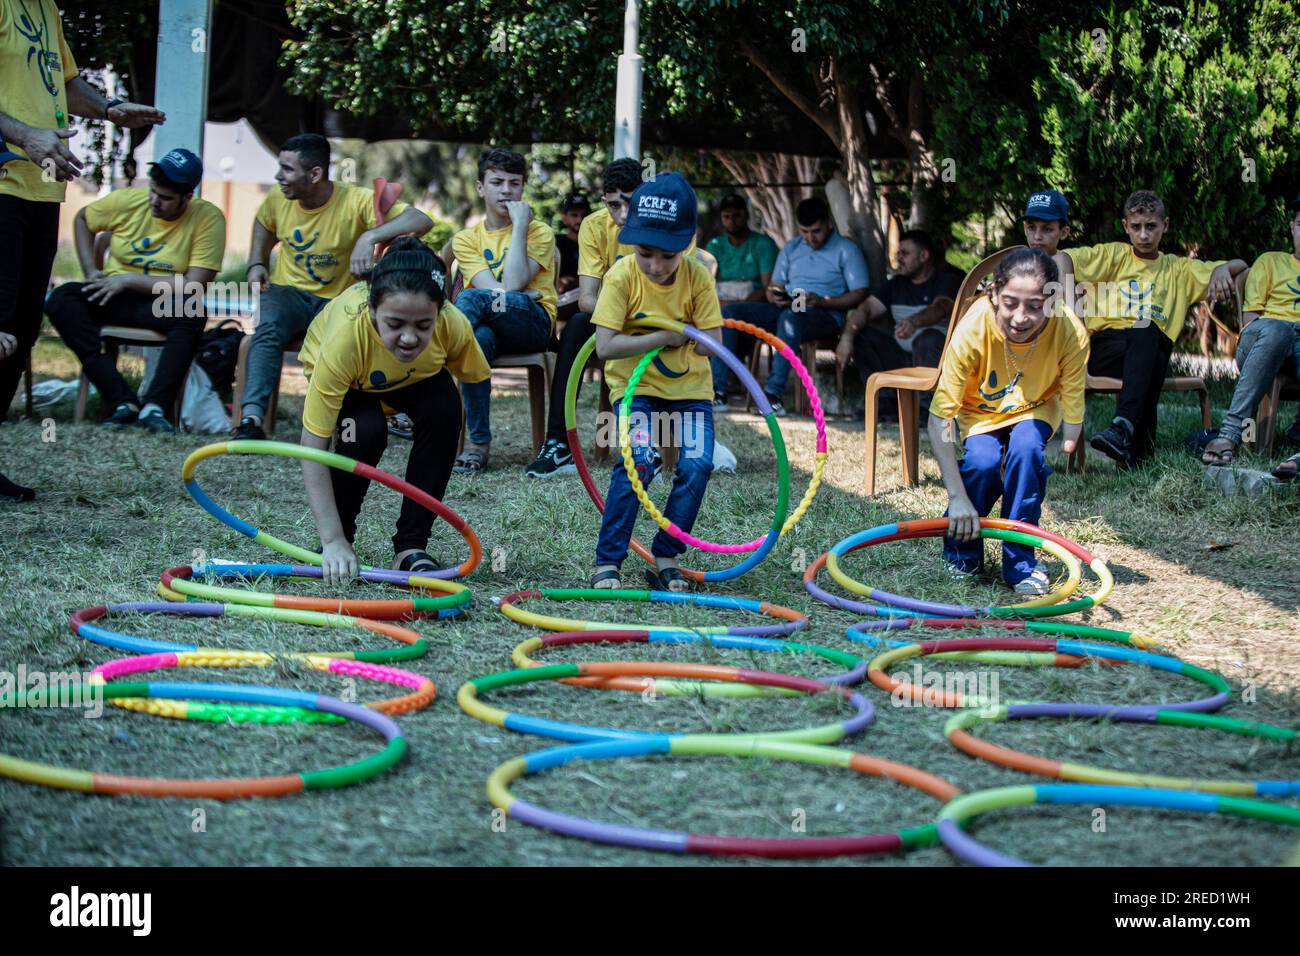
[181,440,482,580]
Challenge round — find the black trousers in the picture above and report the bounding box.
[1088,323,1174,462]
[45,282,205,415]
[545,310,593,443]
[0,195,60,414]
[331,369,462,555]
[850,324,945,385]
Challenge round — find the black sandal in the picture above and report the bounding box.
[645,567,691,593]
[396,550,442,574]
[589,567,621,589]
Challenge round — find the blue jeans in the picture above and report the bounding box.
[595,397,715,566]
[455,288,551,445]
[711,301,779,396]
[1219,318,1300,444]
[241,284,331,419]
[942,419,1053,585]
[765,306,843,399]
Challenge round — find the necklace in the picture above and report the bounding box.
[1002,331,1040,378]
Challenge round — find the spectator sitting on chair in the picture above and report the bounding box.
[762,197,869,416]
[1201,196,1300,466]
[554,192,588,323]
[234,133,433,440]
[452,147,557,474]
[706,193,778,411]
[836,229,959,420]
[46,148,225,433]
[1054,189,1245,468]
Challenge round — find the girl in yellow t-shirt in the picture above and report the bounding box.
[297,237,491,582]
[928,247,1089,594]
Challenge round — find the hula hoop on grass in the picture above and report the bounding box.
[158,563,470,620]
[181,440,482,580]
[458,662,875,746]
[866,636,1231,712]
[90,649,436,721]
[70,601,430,665]
[823,518,1113,619]
[0,680,405,798]
[487,735,959,859]
[937,784,1300,867]
[496,587,807,638]
[510,630,866,697]
[944,706,1298,797]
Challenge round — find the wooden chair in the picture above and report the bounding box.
[72,327,185,424]
[797,336,845,416]
[864,246,1019,495]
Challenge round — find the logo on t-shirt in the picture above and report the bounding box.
[288,229,335,285]
[128,237,173,275]
[1119,278,1165,326]
[632,311,689,379]
[483,246,506,280]
[1287,276,1300,308]
[366,369,414,390]
[15,13,61,97]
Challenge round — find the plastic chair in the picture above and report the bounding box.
[864,246,1019,495]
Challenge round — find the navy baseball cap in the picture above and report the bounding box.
[1021,190,1070,223]
[618,171,698,253]
[149,148,204,190]
[0,131,25,167]
[562,192,591,212]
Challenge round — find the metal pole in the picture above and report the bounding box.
[153,0,214,192]
[613,0,642,160]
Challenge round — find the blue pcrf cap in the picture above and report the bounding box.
[150,147,204,190]
[1021,190,1070,223]
[618,170,698,253]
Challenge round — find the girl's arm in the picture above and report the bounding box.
[299,428,358,584]
[927,414,980,542]
[595,326,686,360]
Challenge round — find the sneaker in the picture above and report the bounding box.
[1090,420,1134,468]
[136,408,176,434]
[102,403,139,429]
[944,558,982,580]
[712,394,731,414]
[525,437,577,478]
[1012,562,1051,595]
[233,416,267,441]
[765,394,788,418]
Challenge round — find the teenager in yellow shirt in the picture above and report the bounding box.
[235,133,432,440]
[589,172,723,593]
[1055,190,1244,467]
[46,149,225,433]
[1202,196,1300,471]
[929,248,1088,594]
[1,0,163,499]
[297,238,490,581]
[449,148,556,473]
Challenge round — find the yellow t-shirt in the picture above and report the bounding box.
[1242,251,1300,324]
[577,205,696,279]
[84,188,226,277]
[256,182,409,299]
[1068,242,1224,341]
[451,219,557,325]
[591,255,723,403]
[0,0,79,202]
[930,296,1089,440]
[299,282,491,438]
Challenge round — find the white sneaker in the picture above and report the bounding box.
[1012,563,1051,595]
[713,441,737,474]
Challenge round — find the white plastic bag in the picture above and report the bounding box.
[139,350,231,433]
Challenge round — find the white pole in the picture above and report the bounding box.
[613,0,642,160]
[154,0,213,193]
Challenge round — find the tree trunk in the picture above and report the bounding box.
[710,150,819,244]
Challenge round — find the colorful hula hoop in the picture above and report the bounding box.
[458,662,875,746]
[937,784,1300,867]
[866,636,1231,712]
[823,518,1113,618]
[496,587,807,638]
[617,317,827,555]
[510,630,866,697]
[181,440,482,580]
[945,705,1298,797]
[488,735,959,859]
[70,601,430,665]
[158,563,470,620]
[0,680,405,798]
[90,650,435,721]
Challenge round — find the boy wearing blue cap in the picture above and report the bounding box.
[1021,190,1072,257]
[45,148,227,432]
[590,172,723,592]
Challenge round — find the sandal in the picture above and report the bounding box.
[645,566,691,593]
[453,446,489,474]
[589,567,621,589]
[387,413,414,441]
[396,550,442,574]
[1201,436,1238,466]
[1271,453,1300,481]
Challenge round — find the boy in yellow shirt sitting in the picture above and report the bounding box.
[590,172,724,593]
[929,248,1088,594]
[1202,196,1300,470]
[1055,190,1244,467]
[296,237,490,582]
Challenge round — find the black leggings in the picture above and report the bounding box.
[0,196,60,413]
[545,311,593,443]
[330,369,463,554]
